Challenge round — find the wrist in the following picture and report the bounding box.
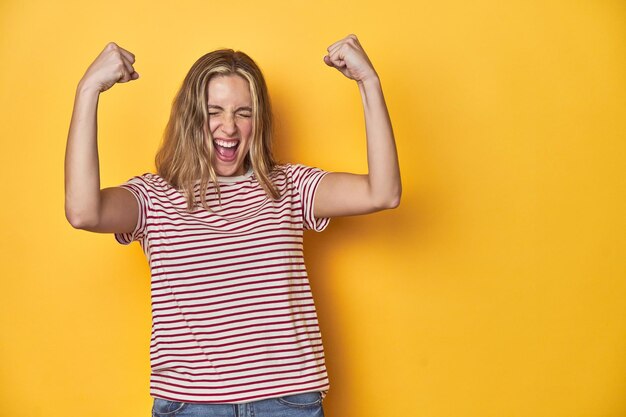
[357,73,380,88]
[76,80,101,96]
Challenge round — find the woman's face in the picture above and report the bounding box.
[207,74,254,177]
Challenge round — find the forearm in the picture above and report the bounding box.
[357,76,401,208]
[64,82,102,227]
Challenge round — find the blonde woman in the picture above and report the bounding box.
[65,34,400,417]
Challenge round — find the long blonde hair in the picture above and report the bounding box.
[155,49,280,212]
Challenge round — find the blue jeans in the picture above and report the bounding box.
[152,391,325,417]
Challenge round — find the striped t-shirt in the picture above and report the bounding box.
[114,163,331,404]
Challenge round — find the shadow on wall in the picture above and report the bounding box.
[304,196,422,410]
[303,193,429,414]
[268,57,438,413]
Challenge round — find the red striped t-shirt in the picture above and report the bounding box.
[114,163,331,404]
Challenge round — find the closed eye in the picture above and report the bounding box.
[208,112,250,118]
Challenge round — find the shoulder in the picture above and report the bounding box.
[271,163,330,192]
[138,172,164,183]
[273,163,326,177]
[120,173,178,198]
[270,163,307,183]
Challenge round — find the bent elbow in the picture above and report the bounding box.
[384,194,401,209]
[65,207,97,230]
[373,192,401,211]
[387,195,401,209]
[66,212,86,229]
[384,186,402,209]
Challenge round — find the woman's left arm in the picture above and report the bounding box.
[314,34,401,218]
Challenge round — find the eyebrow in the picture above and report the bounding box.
[208,105,253,112]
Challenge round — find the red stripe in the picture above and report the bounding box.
[151,337,323,358]
[151,275,309,294]
[150,269,308,287]
[152,355,326,381]
[149,230,301,252]
[151,346,325,370]
[153,303,317,325]
[150,368,327,391]
[145,218,303,238]
[151,314,319,335]
[151,354,326,377]
[150,363,326,384]
[150,260,306,278]
[149,225,301,246]
[150,329,321,349]
[152,285,311,304]
[151,318,320,338]
[151,240,303,260]
[150,380,330,403]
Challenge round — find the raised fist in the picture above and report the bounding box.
[79,42,139,92]
[323,34,377,83]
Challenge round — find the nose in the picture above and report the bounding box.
[221,113,237,136]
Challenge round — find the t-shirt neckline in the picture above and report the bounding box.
[215,167,254,183]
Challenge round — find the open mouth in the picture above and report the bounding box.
[213,138,240,161]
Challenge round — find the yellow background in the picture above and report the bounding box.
[1,0,625,416]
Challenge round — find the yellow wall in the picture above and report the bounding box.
[1,0,625,416]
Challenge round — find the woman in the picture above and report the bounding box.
[65,34,400,417]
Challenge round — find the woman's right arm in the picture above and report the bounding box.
[64,42,140,233]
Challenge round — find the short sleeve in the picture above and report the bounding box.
[285,163,331,232]
[114,173,153,245]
